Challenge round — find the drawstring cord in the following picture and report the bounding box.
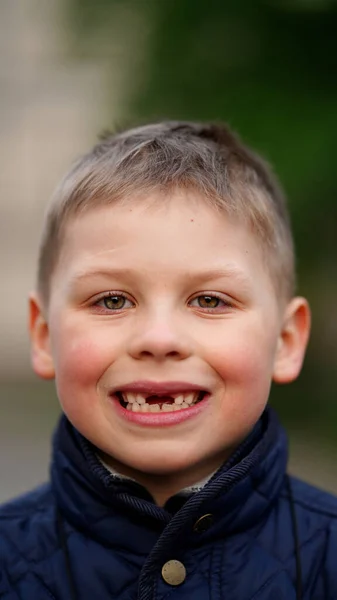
[57,477,303,600]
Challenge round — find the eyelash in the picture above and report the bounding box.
[92,292,234,314]
[94,292,134,312]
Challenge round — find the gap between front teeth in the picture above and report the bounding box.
[126,402,191,413]
[122,391,198,412]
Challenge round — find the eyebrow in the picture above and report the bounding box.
[70,265,251,287]
[71,267,139,283]
[183,266,251,286]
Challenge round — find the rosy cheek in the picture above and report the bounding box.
[55,334,110,388]
[206,333,271,384]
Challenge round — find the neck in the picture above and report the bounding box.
[99,449,234,507]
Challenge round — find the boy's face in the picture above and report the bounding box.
[30,191,309,481]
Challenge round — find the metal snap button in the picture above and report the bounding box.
[161,559,186,586]
[193,513,214,533]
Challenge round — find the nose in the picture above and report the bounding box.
[128,313,192,362]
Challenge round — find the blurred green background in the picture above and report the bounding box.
[0,0,336,501]
[65,0,337,425]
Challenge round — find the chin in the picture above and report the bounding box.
[122,451,199,477]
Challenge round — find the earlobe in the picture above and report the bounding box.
[273,297,311,384]
[28,292,55,380]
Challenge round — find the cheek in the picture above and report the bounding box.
[58,339,102,384]
[204,322,277,388]
[204,328,277,438]
[50,319,118,394]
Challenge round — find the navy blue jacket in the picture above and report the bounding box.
[1,407,337,599]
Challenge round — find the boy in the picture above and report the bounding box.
[0,121,336,600]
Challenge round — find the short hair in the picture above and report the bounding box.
[37,121,295,305]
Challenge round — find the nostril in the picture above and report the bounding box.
[138,350,181,358]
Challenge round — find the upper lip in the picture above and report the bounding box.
[110,381,209,396]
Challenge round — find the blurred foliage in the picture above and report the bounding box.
[65,0,337,432]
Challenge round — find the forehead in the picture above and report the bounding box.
[58,192,264,273]
[49,192,278,309]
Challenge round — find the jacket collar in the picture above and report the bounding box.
[51,407,287,554]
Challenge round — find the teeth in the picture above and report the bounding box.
[174,392,198,405]
[123,392,147,404]
[122,390,204,413]
[124,392,136,403]
[184,393,195,405]
[174,395,184,405]
[125,402,197,413]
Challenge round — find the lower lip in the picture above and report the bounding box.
[110,394,210,426]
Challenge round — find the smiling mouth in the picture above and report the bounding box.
[115,390,207,413]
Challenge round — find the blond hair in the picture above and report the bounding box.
[37,121,295,304]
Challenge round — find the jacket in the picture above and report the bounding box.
[1,407,337,600]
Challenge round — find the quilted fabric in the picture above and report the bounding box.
[1,407,337,600]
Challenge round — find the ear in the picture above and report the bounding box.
[28,292,55,379]
[273,297,311,384]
